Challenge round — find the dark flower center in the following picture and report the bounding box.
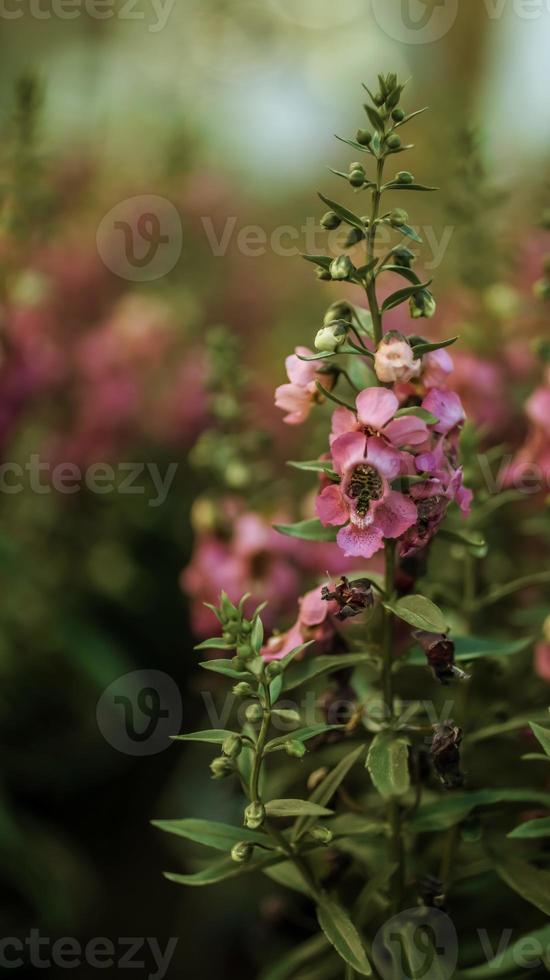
[347,463,383,516]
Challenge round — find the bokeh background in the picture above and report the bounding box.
[1,2,550,978]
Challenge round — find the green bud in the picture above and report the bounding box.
[231,841,254,864]
[222,734,242,759]
[389,209,409,228]
[409,289,437,319]
[321,210,342,230]
[232,681,254,697]
[534,278,550,301]
[240,620,252,634]
[356,129,372,146]
[314,321,348,353]
[244,801,265,830]
[308,825,333,845]
[396,171,414,184]
[392,108,405,122]
[285,739,307,758]
[386,134,401,150]
[349,168,365,188]
[210,756,234,780]
[391,246,415,267]
[245,703,264,724]
[344,227,364,248]
[373,92,385,107]
[324,301,353,325]
[316,268,332,281]
[266,660,283,678]
[237,643,253,660]
[330,255,354,281]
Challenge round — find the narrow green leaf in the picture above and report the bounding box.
[378,264,421,285]
[265,725,345,753]
[198,659,249,680]
[318,194,364,232]
[381,280,432,313]
[263,860,311,896]
[385,595,447,634]
[334,134,372,155]
[490,851,550,916]
[474,570,550,610]
[170,729,236,745]
[265,799,334,819]
[301,253,333,270]
[283,652,377,693]
[317,899,372,976]
[508,816,550,839]
[394,223,423,244]
[411,336,458,357]
[461,924,550,978]
[152,818,268,850]
[383,182,438,192]
[531,722,550,757]
[366,732,410,799]
[410,789,550,832]
[292,744,366,842]
[273,519,338,543]
[194,637,232,651]
[164,851,281,886]
[258,934,329,980]
[364,104,384,133]
[438,527,487,553]
[288,459,338,476]
[394,406,438,424]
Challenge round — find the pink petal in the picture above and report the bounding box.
[374,490,418,538]
[275,383,312,425]
[356,387,398,430]
[535,642,550,682]
[330,406,358,443]
[300,588,329,627]
[527,387,550,435]
[285,347,317,387]
[384,415,428,447]
[331,430,368,476]
[262,621,304,662]
[316,484,349,526]
[337,522,384,558]
[423,388,465,434]
[365,437,402,480]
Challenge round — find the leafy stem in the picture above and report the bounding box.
[365,156,385,346]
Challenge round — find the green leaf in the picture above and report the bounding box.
[317,899,372,976]
[530,721,550,757]
[273,519,338,543]
[259,934,329,980]
[292,744,366,842]
[378,264,422,286]
[508,816,550,839]
[385,917,449,980]
[151,818,267,851]
[297,350,340,362]
[194,637,232,651]
[490,850,550,916]
[383,182,438,192]
[385,595,447,634]
[410,788,550,832]
[381,280,432,313]
[334,134,372,155]
[466,711,549,745]
[318,194,365,232]
[170,729,236,745]
[164,851,281,886]
[265,725,345,753]
[283,653,377,693]
[438,527,487,555]
[198,659,249,680]
[265,799,334,819]
[263,860,311,896]
[288,460,338,476]
[473,569,550,610]
[301,253,333,270]
[366,732,410,799]
[394,406,438,424]
[394,223,423,244]
[364,104,384,133]
[411,336,458,357]
[461,924,550,978]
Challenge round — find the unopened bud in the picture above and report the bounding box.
[245,703,264,724]
[231,841,254,864]
[222,734,243,759]
[391,246,415,268]
[392,108,405,122]
[374,332,421,383]
[349,168,365,188]
[266,661,283,679]
[324,301,353,325]
[356,129,372,146]
[308,826,333,845]
[244,801,265,829]
[410,289,436,319]
[386,134,401,150]
[389,208,409,227]
[284,740,307,758]
[396,171,414,184]
[344,227,364,248]
[316,268,332,281]
[210,756,234,780]
[237,643,253,660]
[315,322,348,353]
[330,255,354,281]
[321,210,341,230]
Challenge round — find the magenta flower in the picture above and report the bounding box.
[422,387,465,435]
[275,347,323,425]
[262,588,338,662]
[316,430,417,558]
[330,386,428,449]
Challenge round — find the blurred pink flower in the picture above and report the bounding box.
[535,642,550,683]
[275,347,325,425]
[262,588,338,662]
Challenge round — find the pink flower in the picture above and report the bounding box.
[275,347,323,425]
[422,388,465,435]
[504,386,550,490]
[330,386,428,449]
[262,588,338,662]
[316,430,417,558]
[535,642,550,683]
[423,349,454,389]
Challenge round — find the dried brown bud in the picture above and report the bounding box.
[321,576,374,621]
[431,722,464,790]
[413,630,468,685]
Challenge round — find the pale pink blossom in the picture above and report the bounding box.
[275,347,323,425]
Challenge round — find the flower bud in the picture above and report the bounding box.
[386,134,401,150]
[321,210,341,230]
[356,129,372,146]
[316,268,332,281]
[315,322,348,353]
[343,227,364,248]
[307,767,328,791]
[374,332,421,383]
[410,289,436,319]
[231,841,254,864]
[396,171,414,184]
[391,246,415,268]
[329,255,354,281]
[284,739,307,758]
[324,301,353,325]
[308,826,333,845]
[244,801,265,829]
[349,168,365,188]
[245,703,264,724]
[222,733,243,759]
[389,208,409,227]
[266,661,283,679]
[237,643,253,660]
[210,756,234,780]
[232,681,254,697]
[392,108,405,122]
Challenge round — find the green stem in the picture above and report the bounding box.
[365,156,385,346]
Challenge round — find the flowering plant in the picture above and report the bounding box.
[158,76,550,978]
